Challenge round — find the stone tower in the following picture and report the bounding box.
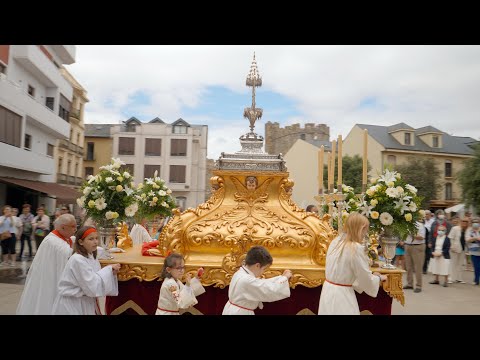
[265,122,330,155]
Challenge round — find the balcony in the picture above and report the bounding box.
[0,141,54,175]
[13,45,73,99]
[50,45,76,65]
[58,139,84,156]
[57,173,84,186]
[0,77,70,139]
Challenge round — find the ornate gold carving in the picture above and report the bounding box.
[158,171,335,288]
[382,272,405,306]
[297,308,316,315]
[116,222,132,249]
[117,264,152,282]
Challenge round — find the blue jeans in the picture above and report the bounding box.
[471,255,480,285]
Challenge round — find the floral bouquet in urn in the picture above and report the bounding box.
[356,169,424,240]
[77,158,139,226]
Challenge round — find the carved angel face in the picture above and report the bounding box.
[245,176,257,191]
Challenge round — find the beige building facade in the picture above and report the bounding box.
[283,139,332,209]
[83,124,113,178]
[343,123,477,210]
[54,68,89,199]
[110,117,208,210]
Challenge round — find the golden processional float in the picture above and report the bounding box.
[102,54,405,315]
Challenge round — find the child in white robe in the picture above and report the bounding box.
[222,245,292,315]
[318,212,387,315]
[155,253,206,315]
[52,226,120,315]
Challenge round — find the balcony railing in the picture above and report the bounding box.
[57,173,84,186]
[59,139,84,156]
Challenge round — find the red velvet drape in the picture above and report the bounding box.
[106,280,392,315]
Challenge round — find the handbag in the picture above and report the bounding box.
[0,231,11,241]
[34,228,47,237]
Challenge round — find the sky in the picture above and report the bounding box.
[65,45,480,159]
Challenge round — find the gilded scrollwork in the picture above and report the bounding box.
[117,264,153,282]
[382,272,405,306]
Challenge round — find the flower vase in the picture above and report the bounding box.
[379,227,399,269]
[98,223,116,259]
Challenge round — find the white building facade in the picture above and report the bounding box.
[0,45,78,212]
[110,117,208,210]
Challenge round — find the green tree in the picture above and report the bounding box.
[395,156,441,208]
[324,154,371,194]
[458,143,480,211]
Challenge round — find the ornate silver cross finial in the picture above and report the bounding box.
[244,52,263,132]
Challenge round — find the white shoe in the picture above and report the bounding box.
[458,281,466,284]
[447,281,453,284]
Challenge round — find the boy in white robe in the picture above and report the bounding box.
[318,213,387,315]
[155,253,205,315]
[52,226,120,315]
[16,214,77,315]
[222,245,292,315]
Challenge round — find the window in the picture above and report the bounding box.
[404,132,411,145]
[126,124,136,132]
[58,94,71,122]
[70,128,73,141]
[445,160,452,177]
[144,165,161,178]
[387,155,396,165]
[173,125,187,134]
[0,104,22,147]
[24,134,31,150]
[445,183,453,200]
[58,157,63,173]
[77,133,80,146]
[75,163,78,177]
[85,167,94,178]
[86,142,95,160]
[67,160,71,174]
[123,164,134,176]
[145,138,162,156]
[46,97,54,111]
[118,137,135,155]
[169,165,186,183]
[433,136,439,148]
[28,85,35,97]
[170,139,187,156]
[47,143,54,157]
[300,133,306,140]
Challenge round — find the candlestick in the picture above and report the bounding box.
[363,129,368,186]
[337,135,342,187]
[318,145,324,194]
[331,139,336,191]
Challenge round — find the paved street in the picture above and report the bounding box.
[1,258,478,315]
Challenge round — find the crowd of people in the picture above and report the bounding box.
[2,201,479,315]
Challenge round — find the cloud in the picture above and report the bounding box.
[66,45,480,158]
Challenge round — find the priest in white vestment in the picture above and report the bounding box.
[16,214,77,315]
[318,213,387,315]
[222,245,292,315]
[52,226,120,315]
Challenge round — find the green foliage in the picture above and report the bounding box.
[395,156,441,208]
[134,171,176,221]
[78,158,138,225]
[322,184,359,230]
[458,143,480,210]
[324,155,371,194]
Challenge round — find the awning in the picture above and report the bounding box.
[0,177,81,204]
[445,203,465,214]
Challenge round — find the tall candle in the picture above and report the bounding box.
[337,135,342,188]
[318,145,324,194]
[363,129,368,186]
[331,139,336,191]
[327,152,331,191]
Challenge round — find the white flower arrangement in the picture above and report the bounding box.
[77,158,138,225]
[135,170,176,221]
